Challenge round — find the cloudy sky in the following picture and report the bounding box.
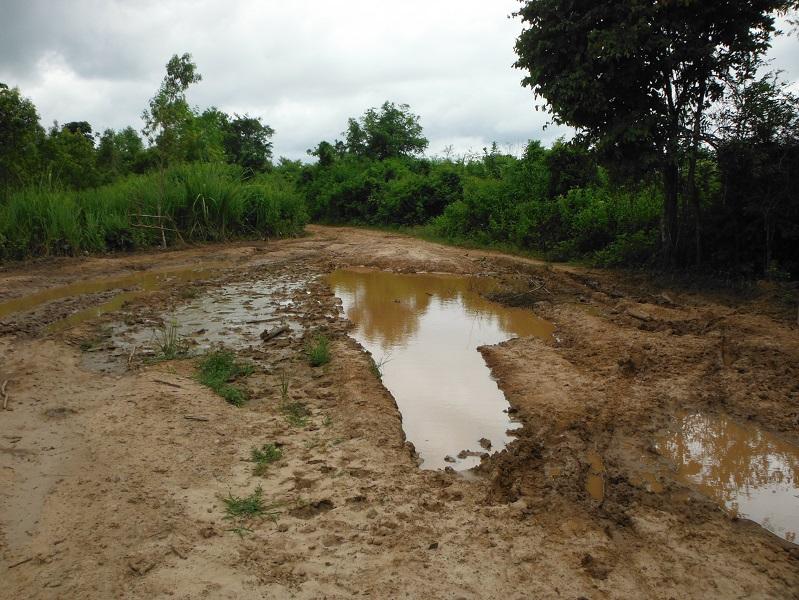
[2,1,798,160]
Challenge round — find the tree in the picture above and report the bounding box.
[0,83,44,189]
[97,126,146,180]
[222,114,274,172]
[344,101,428,160]
[43,122,99,189]
[514,0,792,264]
[711,60,799,275]
[142,53,202,164]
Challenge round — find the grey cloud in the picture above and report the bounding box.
[1,1,796,160]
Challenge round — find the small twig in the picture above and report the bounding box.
[8,556,33,569]
[154,379,182,389]
[127,345,137,368]
[184,415,209,422]
[170,545,187,560]
[260,324,290,342]
[2,380,8,411]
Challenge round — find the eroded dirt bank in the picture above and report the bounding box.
[1,225,797,599]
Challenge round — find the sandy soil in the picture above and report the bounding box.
[1,225,797,599]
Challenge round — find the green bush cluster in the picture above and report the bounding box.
[0,162,307,259]
[302,140,663,266]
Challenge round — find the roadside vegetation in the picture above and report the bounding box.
[197,349,254,407]
[305,333,331,367]
[2,5,798,281]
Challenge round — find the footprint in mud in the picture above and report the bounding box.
[44,406,77,419]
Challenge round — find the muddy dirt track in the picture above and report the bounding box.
[1,225,798,599]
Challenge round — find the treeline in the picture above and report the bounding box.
[299,95,799,277]
[2,17,799,281]
[0,54,306,259]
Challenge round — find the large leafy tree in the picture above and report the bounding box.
[514,0,792,264]
[345,101,428,160]
[96,126,146,179]
[711,59,799,274]
[222,114,275,173]
[43,122,99,189]
[0,83,44,189]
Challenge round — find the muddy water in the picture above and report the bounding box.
[0,266,223,331]
[657,412,799,544]
[111,277,307,353]
[327,268,554,470]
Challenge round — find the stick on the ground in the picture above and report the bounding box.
[127,345,137,368]
[154,379,182,389]
[183,415,209,422]
[2,380,8,411]
[8,556,33,569]
[260,324,290,342]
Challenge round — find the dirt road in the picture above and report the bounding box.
[1,225,797,599]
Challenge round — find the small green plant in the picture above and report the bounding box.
[197,350,254,407]
[279,370,290,402]
[250,443,283,475]
[222,486,281,528]
[305,334,331,367]
[281,400,310,427]
[154,319,189,360]
[368,353,391,380]
[178,286,200,300]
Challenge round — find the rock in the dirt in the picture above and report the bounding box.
[626,307,653,322]
[444,455,456,463]
[478,438,492,450]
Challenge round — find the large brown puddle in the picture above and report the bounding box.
[657,412,799,544]
[327,268,554,470]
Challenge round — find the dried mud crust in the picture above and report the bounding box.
[0,225,797,600]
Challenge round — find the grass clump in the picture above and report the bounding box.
[282,400,310,427]
[222,486,281,534]
[276,370,309,426]
[154,319,189,360]
[368,353,390,380]
[250,443,283,475]
[197,350,254,407]
[305,334,331,367]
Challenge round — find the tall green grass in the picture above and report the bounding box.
[0,163,308,260]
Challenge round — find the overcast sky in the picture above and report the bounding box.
[2,1,798,161]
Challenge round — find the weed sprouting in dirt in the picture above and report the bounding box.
[279,369,290,402]
[222,486,281,531]
[250,443,283,475]
[154,319,189,360]
[305,333,331,367]
[282,400,310,427]
[277,370,309,426]
[197,349,254,407]
[368,352,391,380]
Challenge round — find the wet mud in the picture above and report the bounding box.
[1,225,798,599]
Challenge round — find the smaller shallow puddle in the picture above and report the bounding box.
[657,412,799,544]
[0,265,227,331]
[585,450,606,502]
[328,268,554,470]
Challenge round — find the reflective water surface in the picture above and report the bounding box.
[657,412,799,544]
[327,268,554,470]
[0,266,224,331]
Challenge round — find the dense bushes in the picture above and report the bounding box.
[0,163,307,259]
[301,140,664,267]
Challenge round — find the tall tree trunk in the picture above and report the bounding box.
[662,153,680,266]
[687,80,707,266]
